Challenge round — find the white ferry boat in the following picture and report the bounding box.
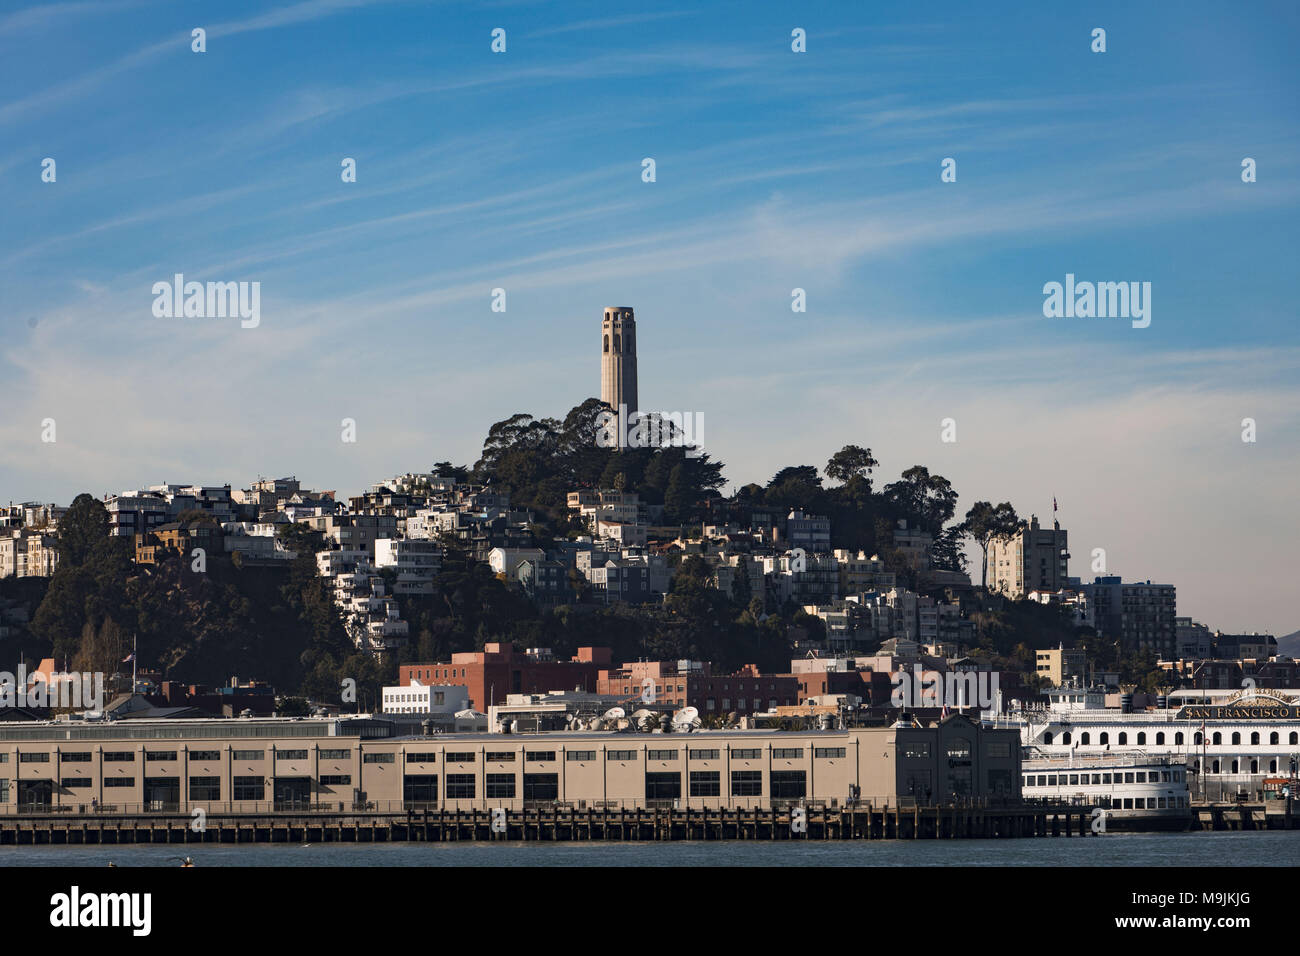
[1020,751,1192,831]
[989,686,1300,804]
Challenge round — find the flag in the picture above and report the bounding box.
[1053,496,1058,512]
[121,653,135,663]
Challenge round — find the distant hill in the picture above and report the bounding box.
[1277,630,1300,658]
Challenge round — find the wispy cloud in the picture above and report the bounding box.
[0,0,414,126]
[0,0,145,38]
[522,11,695,39]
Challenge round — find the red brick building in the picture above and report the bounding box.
[787,668,892,705]
[596,661,799,716]
[400,644,612,710]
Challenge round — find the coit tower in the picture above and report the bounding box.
[600,306,638,418]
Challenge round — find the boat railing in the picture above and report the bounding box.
[1021,748,1182,769]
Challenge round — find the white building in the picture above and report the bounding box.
[404,509,443,540]
[317,548,407,654]
[382,682,470,716]
[1027,587,1094,629]
[373,473,457,496]
[595,519,647,547]
[488,547,545,578]
[374,538,440,596]
[568,489,640,526]
[222,522,297,561]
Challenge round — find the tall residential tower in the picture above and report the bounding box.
[600,306,638,419]
[987,514,1069,598]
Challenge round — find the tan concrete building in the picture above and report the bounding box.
[0,529,59,578]
[0,714,1018,813]
[1035,646,1087,688]
[988,514,1069,598]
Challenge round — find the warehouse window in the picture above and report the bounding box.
[690,771,720,797]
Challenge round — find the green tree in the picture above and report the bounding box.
[824,445,879,487]
[277,696,311,717]
[277,521,326,555]
[764,465,824,512]
[55,493,111,568]
[430,461,471,482]
[730,557,752,606]
[663,464,691,524]
[882,466,958,535]
[961,501,1021,589]
[930,525,969,574]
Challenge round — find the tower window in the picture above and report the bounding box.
[613,335,620,353]
[603,335,609,353]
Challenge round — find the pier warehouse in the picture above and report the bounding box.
[0,714,1018,812]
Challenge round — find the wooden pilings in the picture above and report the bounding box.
[0,805,1100,844]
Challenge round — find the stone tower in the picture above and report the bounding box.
[600,306,638,419]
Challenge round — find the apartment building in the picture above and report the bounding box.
[316,548,408,653]
[0,529,59,578]
[567,489,641,526]
[1035,646,1087,688]
[1090,576,1177,656]
[375,538,441,595]
[21,503,66,529]
[372,473,458,496]
[221,522,297,563]
[761,551,838,605]
[1175,618,1214,659]
[134,521,225,565]
[834,550,896,595]
[302,514,398,559]
[713,554,764,604]
[1213,632,1277,661]
[104,492,170,537]
[516,557,573,607]
[785,510,830,553]
[988,515,1069,598]
[891,520,933,572]
[802,602,873,650]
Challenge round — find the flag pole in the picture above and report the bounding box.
[132,634,137,694]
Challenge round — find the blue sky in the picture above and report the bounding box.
[1,0,1297,635]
